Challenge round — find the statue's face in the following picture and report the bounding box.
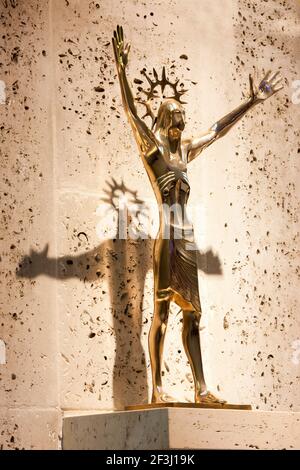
[155,99,185,138]
[171,108,185,132]
[167,107,185,141]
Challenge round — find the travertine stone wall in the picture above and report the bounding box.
[0,0,60,449]
[0,0,299,449]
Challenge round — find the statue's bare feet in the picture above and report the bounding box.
[151,391,177,403]
[195,390,226,405]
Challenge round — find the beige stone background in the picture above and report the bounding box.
[0,0,299,449]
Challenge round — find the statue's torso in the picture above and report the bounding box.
[142,144,200,312]
[143,144,190,210]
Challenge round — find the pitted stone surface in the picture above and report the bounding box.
[1,0,299,449]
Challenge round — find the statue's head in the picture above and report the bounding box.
[154,99,185,138]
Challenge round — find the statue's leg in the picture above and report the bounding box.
[149,296,172,403]
[182,309,226,404]
[182,309,207,401]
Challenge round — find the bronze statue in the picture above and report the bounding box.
[112,25,283,404]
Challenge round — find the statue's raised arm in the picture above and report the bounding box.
[112,26,157,156]
[184,70,283,163]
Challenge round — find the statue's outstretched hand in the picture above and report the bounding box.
[112,25,131,70]
[249,70,284,102]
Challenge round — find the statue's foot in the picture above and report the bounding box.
[151,391,177,404]
[195,390,226,405]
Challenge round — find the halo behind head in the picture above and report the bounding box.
[135,67,188,129]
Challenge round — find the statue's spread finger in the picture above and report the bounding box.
[264,70,272,80]
[117,25,123,44]
[274,84,284,92]
[272,76,283,87]
[116,25,120,43]
[269,70,280,82]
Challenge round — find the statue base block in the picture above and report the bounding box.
[63,407,300,450]
[125,402,252,411]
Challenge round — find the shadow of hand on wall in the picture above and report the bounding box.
[16,179,222,409]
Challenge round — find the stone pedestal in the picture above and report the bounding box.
[62,408,300,450]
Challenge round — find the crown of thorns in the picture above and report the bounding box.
[135,66,188,129]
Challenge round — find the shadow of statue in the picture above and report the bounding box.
[16,178,222,409]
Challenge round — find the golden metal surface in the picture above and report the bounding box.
[112,25,283,406]
[125,403,252,411]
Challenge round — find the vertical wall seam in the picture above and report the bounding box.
[48,0,62,448]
